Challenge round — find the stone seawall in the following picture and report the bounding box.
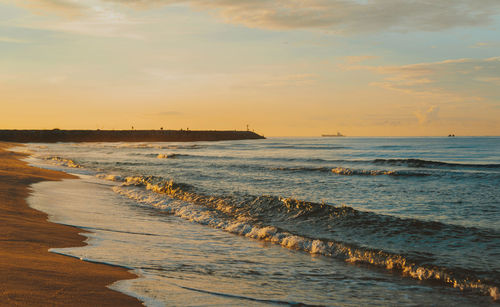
[0,130,265,143]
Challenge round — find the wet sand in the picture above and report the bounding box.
[0,143,141,306]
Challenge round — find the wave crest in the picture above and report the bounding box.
[332,167,396,176]
[271,166,429,176]
[103,175,500,300]
[156,153,189,159]
[44,156,82,168]
[373,158,500,169]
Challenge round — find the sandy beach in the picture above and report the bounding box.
[0,142,140,306]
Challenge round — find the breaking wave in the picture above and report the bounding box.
[269,145,348,150]
[115,143,205,150]
[331,167,396,176]
[44,156,82,168]
[331,167,429,176]
[80,143,206,150]
[108,175,499,300]
[156,153,190,159]
[271,166,429,177]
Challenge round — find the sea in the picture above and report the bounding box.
[18,137,500,306]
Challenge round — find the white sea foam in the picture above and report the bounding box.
[112,185,329,256]
[156,153,185,159]
[331,167,396,176]
[44,156,82,168]
[112,143,204,150]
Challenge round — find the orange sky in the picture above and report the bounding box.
[1,0,499,136]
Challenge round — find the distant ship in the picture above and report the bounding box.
[322,132,345,137]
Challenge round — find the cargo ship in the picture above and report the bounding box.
[322,132,345,137]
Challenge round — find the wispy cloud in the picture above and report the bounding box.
[258,73,317,88]
[343,55,378,64]
[14,0,145,38]
[476,77,500,86]
[142,68,317,90]
[469,41,500,48]
[45,75,68,84]
[17,0,500,33]
[342,57,500,102]
[227,73,318,89]
[18,0,85,17]
[415,105,439,124]
[0,36,29,43]
[471,42,491,48]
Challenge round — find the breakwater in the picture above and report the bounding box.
[0,130,265,143]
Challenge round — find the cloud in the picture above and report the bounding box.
[229,73,317,89]
[471,42,491,48]
[113,0,500,33]
[470,41,500,48]
[18,0,85,17]
[415,105,439,124]
[342,57,500,102]
[142,68,318,89]
[19,0,500,33]
[476,77,500,86]
[45,75,68,84]
[258,73,317,88]
[14,0,144,38]
[343,55,378,64]
[0,36,29,43]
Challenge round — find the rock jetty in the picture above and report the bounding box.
[0,130,265,143]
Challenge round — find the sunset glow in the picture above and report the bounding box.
[1,0,499,136]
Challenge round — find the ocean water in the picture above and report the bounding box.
[22,137,500,306]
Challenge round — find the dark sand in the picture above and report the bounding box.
[0,143,141,306]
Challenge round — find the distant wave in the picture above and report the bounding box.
[106,175,499,300]
[270,166,331,172]
[147,154,500,170]
[331,167,429,177]
[138,152,347,165]
[332,166,396,176]
[271,166,429,177]
[156,153,190,159]
[373,158,500,169]
[107,143,205,150]
[270,145,349,150]
[263,157,500,169]
[375,145,413,149]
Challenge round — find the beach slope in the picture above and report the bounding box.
[0,143,141,306]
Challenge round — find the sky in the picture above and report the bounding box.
[0,0,499,136]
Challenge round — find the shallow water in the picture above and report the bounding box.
[24,137,500,305]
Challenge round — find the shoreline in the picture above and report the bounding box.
[0,142,141,306]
